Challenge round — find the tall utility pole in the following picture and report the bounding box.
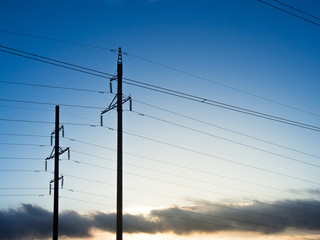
[116,47,123,240]
[53,105,60,240]
[101,48,130,240]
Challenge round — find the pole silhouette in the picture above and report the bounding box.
[53,105,59,240]
[117,47,123,240]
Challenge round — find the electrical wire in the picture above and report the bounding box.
[131,111,320,168]
[272,0,320,21]
[1,29,319,119]
[123,131,320,186]
[0,48,112,80]
[1,117,319,188]
[1,45,320,132]
[133,99,320,160]
[70,148,320,202]
[60,175,319,227]
[1,79,318,161]
[0,98,104,109]
[122,79,320,132]
[0,29,114,51]
[0,80,108,94]
[258,0,320,27]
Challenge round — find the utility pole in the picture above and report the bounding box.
[117,47,123,240]
[45,105,70,240]
[101,47,132,240]
[53,105,59,240]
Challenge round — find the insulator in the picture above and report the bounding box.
[129,97,132,111]
[100,114,103,126]
[45,160,47,171]
[68,148,70,160]
[110,81,113,93]
[49,183,52,195]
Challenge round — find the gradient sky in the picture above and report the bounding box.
[1,0,320,240]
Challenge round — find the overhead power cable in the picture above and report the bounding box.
[122,79,320,132]
[123,131,320,187]
[1,45,319,132]
[62,186,319,226]
[0,98,104,109]
[0,29,114,51]
[65,156,280,203]
[71,149,319,201]
[258,0,320,27]
[0,46,113,79]
[132,111,320,168]
[1,78,318,160]
[133,99,320,160]
[2,116,319,187]
[67,134,320,187]
[1,29,318,118]
[0,194,48,197]
[0,80,108,94]
[272,0,320,21]
[124,52,320,118]
[63,160,320,218]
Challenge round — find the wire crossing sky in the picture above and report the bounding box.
[0,1,320,240]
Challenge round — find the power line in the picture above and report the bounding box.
[0,157,43,160]
[71,148,320,201]
[0,29,114,51]
[65,157,275,202]
[57,150,320,223]
[4,81,319,167]
[0,143,50,147]
[0,133,48,138]
[61,167,320,223]
[272,0,320,21]
[123,131,320,187]
[0,98,104,109]
[1,76,318,159]
[1,45,320,132]
[0,194,48,197]
[0,187,47,190]
[0,45,113,77]
[122,79,320,132]
[257,0,320,27]
[131,110,320,168]
[62,186,318,225]
[2,119,318,189]
[0,47,112,80]
[0,80,109,94]
[1,30,319,119]
[67,136,320,204]
[60,196,113,207]
[133,99,320,160]
[124,52,320,118]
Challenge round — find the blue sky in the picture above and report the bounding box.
[0,0,320,239]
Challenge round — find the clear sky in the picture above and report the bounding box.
[0,0,320,240]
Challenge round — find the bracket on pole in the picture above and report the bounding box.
[50,125,64,146]
[49,175,64,195]
[45,147,70,170]
[109,76,117,94]
[100,95,132,126]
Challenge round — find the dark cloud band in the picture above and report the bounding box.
[1,199,320,239]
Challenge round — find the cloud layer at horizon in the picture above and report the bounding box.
[1,199,320,240]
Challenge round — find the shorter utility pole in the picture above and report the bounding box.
[45,105,70,240]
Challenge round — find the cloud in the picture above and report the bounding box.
[1,199,320,239]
